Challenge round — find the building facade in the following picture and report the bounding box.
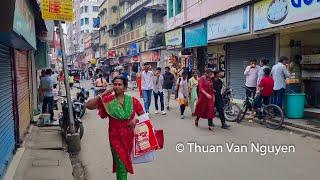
[165,0,320,117]
[66,0,103,65]
[0,0,48,176]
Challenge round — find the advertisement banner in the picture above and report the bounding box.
[207,6,250,41]
[140,51,160,62]
[165,28,183,48]
[42,0,74,22]
[13,0,36,49]
[185,23,207,48]
[254,0,320,31]
[128,43,140,57]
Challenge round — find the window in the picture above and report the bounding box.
[152,13,163,23]
[85,18,89,25]
[86,29,89,33]
[168,0,173,18]
[177,0,183,15]
[85,6,88,13]
[80,18,84,26]
[80,7,84,14]
[92,6,99,12]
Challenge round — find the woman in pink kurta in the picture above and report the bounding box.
[194,68,215,130]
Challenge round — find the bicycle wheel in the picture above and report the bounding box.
[263,104,284,129]
[224,103,241,122]
[238,101,248,122]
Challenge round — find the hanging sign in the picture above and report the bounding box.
[41,0,74,21]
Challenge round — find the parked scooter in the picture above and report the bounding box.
[59,96,84,139]
[75,86,89,118]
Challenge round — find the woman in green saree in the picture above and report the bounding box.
[87,76,144,180]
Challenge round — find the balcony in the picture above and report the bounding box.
[120,0,150,19]
[111,25,145,48]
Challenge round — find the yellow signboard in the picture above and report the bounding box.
[41,0,74,21]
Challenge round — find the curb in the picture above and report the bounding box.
[282,120,320,134]
[283,124,320,139]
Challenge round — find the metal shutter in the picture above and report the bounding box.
[226,36,276,99]
[0,44,15,178]
[14,50,31,139]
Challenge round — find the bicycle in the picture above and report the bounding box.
[238,87,284,129]
[222,85,241,122]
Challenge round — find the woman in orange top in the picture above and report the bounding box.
[136,71,142,98]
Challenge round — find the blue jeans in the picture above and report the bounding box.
[272,88,286,109]
[153,91,164,111]
[142,90,152,113]
[42,96,54,121]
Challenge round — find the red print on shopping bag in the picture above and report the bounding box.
[133,120,158,157]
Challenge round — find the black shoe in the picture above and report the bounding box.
[221,124,230,129]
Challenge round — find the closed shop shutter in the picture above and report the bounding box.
[227,36,276,99]
[14,50,31,139]
[0,44,15,177]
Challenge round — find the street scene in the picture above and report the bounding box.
[1,0,320,180]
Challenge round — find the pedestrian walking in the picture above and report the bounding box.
[141,63,154,113]
[163,66,175,110]
[244,59,259,112]
[136,71,142,98]
[213,70,230,129]
[188,70,198,116]
[39,69,55,122]
[94,74,107,96]
[153,67,166,115]
[176,71,189,119]
[86,76,144,180]
[194,68,215,131]
[271,56,290,109]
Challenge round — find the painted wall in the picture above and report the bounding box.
[166,0,251,31]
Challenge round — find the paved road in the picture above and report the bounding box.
[78,80,320,180]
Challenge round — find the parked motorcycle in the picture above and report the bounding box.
[59,96,84,139]
[76,86,89,118]
[222,86,241,122]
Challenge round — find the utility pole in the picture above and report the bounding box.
[58,21,81,152]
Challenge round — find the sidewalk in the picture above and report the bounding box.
[4,125,74,180]
[283,118,320,139]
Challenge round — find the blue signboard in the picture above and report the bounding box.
[13,0,36,49]
[128,43,140,57]
[185,22,207,48]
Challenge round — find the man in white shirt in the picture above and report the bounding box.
[271,56,290,108]
[141,63,154,113]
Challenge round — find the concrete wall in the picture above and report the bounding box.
[166,0,251,31]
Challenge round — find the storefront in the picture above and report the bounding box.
[207,6,251,81]
[140,50,161,70]
[165,28,183,68]
[184,22,208,74]
[0,0,46,176]
[0,43,15,177]
[253,0,320,109]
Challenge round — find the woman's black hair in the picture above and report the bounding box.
[213,70,220,76]
[264,67,271,76]
[112,75,128,87]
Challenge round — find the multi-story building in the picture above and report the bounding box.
[99,0,120,59]
[66,0,103,65]
[106,0,166,70]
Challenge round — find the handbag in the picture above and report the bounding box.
[154,129,164,150]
